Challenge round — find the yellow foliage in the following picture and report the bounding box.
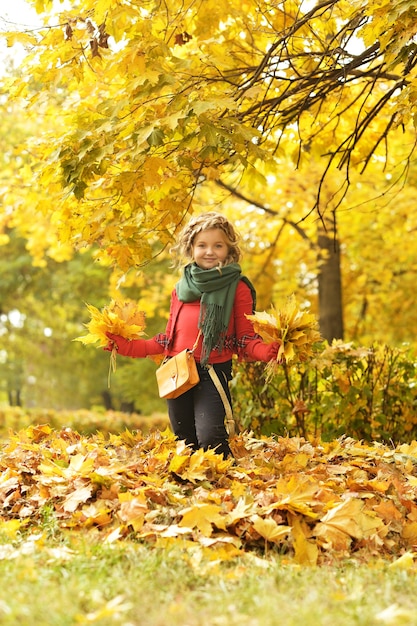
[2,0,417,356]
[1,425,417,565]
[4,32,38,47]
[4,0,404,275]
[74,299,146,347]
[247,295,322,377]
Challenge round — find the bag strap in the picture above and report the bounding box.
[193,328,235,436]
[191,329,202,353]
[207,365,236,437]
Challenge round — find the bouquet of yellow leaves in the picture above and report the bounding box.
[246,294,321,380]
[74,299,146,386]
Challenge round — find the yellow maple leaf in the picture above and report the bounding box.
[246,310,278,343]
[73,299,146,387]
[314,498,386,552]
[291,517,319,566]
[0,519,26,540]
[62,485,93,513]
[74,299,146,347]
[179,503,225,536]
[169,454,189,474]
[225,498,255,526]
[118,492,149,532]
[252,516,292,543]
[388,552,416,570]
[246,294,321,378]
[268,475,320,518]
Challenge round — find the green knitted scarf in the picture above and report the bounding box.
[176,262,256,365]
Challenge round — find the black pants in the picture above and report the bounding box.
[167,360,233,458]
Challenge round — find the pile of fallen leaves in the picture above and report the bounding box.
[247,294,321,379]
[2,426,417,565]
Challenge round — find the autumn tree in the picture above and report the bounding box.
[1,0,417,344]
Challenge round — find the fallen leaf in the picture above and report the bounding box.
[63,485,93,512]
[252,516,292,543]
[179,503,225,536]
[388,551,416,570]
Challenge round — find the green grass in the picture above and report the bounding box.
[0,534,417,625]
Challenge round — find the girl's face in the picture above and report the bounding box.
[192,228,230,270]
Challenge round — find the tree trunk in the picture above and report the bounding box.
[7,388,22,407]
[317,225,344,342]
[101,390,113,411]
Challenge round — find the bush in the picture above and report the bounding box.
[0,407,169,437]
[231,341,417,443]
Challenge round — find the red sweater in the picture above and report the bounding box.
[141,280,271,364]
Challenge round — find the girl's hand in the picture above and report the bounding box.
[103,332,147,358]
[264,341,283,363]
[104,332,125,352]
[251,339,283,363]
[104,332,118,352]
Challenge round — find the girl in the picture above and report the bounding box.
[105,212,280,458]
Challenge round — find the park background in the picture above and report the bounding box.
[1,1,417,624]
[1,0,417,442]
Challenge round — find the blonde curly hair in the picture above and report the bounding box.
[171,212,242,267]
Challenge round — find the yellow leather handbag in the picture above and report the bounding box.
[155,332,201,399]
